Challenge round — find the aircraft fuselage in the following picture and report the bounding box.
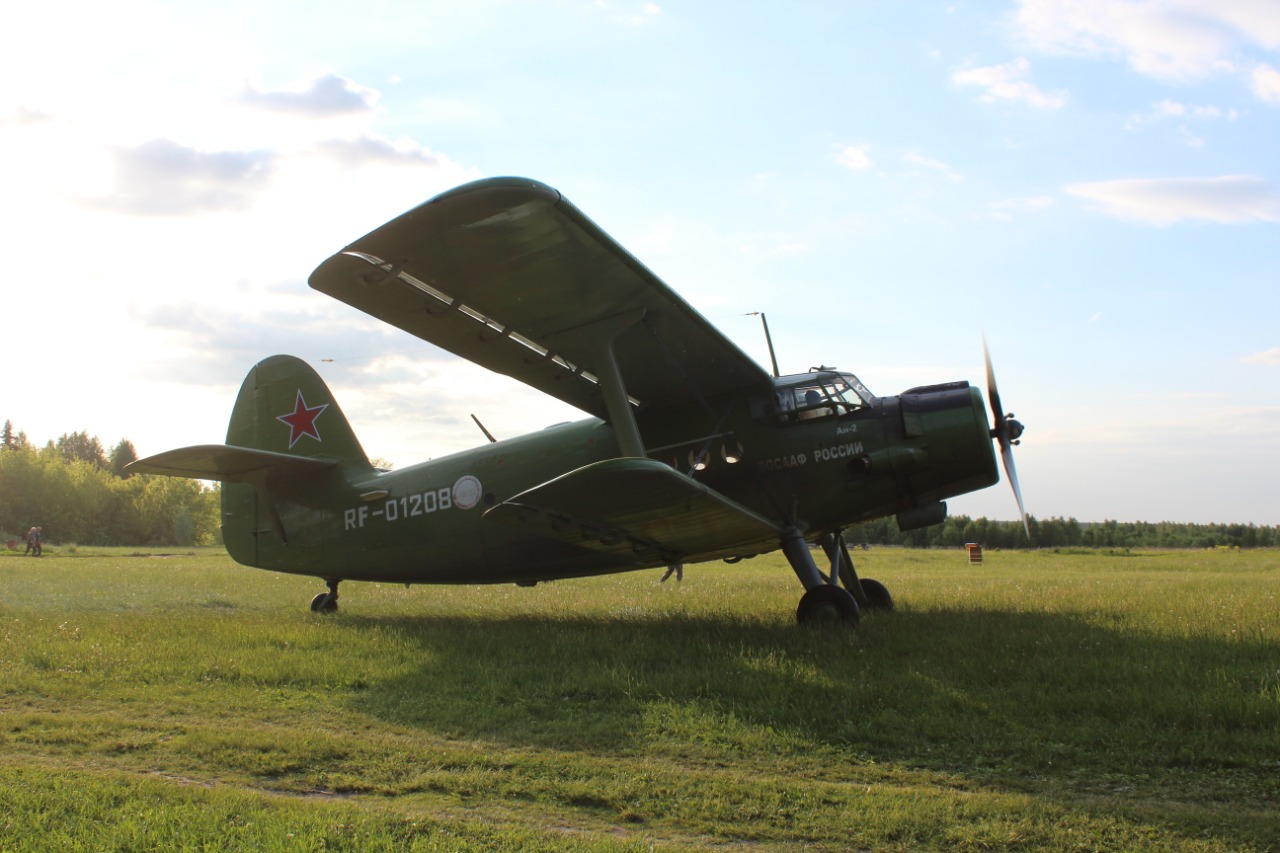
[223,373,997,586]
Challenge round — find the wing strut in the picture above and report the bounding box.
[547,308,647,457]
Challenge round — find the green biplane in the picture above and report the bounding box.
[130,177,1026,623]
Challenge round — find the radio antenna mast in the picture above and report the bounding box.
[747,312,781,377]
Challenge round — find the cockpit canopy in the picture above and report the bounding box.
[752,370,875,423]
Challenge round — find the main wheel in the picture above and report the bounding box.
[859,578,894,612]
[309,592,338,613]
[796,585,860,625]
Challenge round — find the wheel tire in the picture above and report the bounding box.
[309,592,338,613]
[796,585,860,625]
[859,578,894,612]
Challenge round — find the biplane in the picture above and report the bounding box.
[130,177,1026,623]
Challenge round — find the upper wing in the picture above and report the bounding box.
[308,177,772,419]
[484,457,784,565]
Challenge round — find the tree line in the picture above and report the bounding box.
[843,513,1278,549]
[1,421,219,547]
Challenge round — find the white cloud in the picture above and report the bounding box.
[988,195,1055,220]
[240,73,380,117]
[0,106,52,128]
[1066,175,1280,225]
[834,143,873,170]
[1124,98,1240,147]
[903,151,963,181]
[1253,63,1280,103]
[85,138,276,216]
[1014,0,1280,90]
[312,135,443,168]
[1126,98,1237,128]
[952,57,1067,109]
[598,0,662,25]
[1242,347,1280,366]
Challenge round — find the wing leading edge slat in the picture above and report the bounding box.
[308,177,772,419]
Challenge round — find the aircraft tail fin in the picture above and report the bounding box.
[130,355,369,478]
[226,354,370,466]
[128,355,372,557]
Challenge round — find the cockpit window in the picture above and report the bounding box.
[842,374,875,405]
[755,373,874,423]
[792,381,851,419]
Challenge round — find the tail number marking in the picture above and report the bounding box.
[385,490,452,521]
[345,488,453,529]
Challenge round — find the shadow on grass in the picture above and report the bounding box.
[336,607,1277,802]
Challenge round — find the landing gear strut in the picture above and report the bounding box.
[310,578,340,613]
[782,530,859,625]
[819,531,894,613]
[783,529,894,624]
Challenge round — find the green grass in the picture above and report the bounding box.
[1,547,1277,850]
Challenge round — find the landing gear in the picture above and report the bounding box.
[310,579,340,613]
[796,585,860,623]
[782,528,893,624]
[819,531,894,613]
[782,529,860,626]
[858,577,894,612]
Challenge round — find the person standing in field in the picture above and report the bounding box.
[24,527,36,555]
[32,527,42,556]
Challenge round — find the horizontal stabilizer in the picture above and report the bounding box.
[128,444,337,481]
[485,457,782,565]
[129,444,339,546]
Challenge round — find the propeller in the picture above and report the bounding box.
[983,337,1029,536]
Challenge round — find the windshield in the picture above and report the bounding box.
[840,373,875,405]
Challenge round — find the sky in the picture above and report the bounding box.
[1,0,1276,525]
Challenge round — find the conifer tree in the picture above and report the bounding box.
[56,431,108,469]
[110,438,139,478]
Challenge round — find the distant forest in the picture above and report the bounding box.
[1,420,1274,550]
[1,421,219,547]
[842,514,1278,550]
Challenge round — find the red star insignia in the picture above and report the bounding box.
[277,390,328,449]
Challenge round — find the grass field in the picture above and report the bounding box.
[1,546,1276,851]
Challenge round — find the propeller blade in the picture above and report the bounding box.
[1001,442,1030,537]
[983,335,1029,536]
[983,335,1004,424]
